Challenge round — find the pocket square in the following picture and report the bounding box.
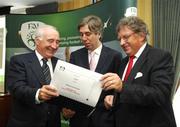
[135,72,143,79]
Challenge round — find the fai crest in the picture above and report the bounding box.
[124,7,137,17]
[19,21,46,50]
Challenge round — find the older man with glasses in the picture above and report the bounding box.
[101,16,177,127]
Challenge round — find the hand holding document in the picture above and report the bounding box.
[50,60,102,107]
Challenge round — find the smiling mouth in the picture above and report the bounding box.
[85,43,91,46]
[123,45,130,52]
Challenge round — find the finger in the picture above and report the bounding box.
[39,91,51,101]
[63,109,75,118]
[104,81,119,91]
[101,73,114,81]
[43,86,59,97]
[43,95,51,100]
[40,88,58,100]
[101,73,118,84]
[44,85,58,93]
[46,90,59,97]
[101,77,114,89]
[104,96,113,109]
[104,99,109,109]
[102,79,114,90]
[107,95,114,106]
[104,83,116,91]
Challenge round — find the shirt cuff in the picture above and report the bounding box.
[35,89,42,104]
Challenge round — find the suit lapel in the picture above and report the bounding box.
[95,46,107,73]
[126,44,149,83]
[51,57,58,71]
[28,53,45,85]
[81,48,89,69]
[119,57,129,78]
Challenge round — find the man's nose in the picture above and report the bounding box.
[81,35,87,41]
[51,42,59,49]
[120,39,126,46]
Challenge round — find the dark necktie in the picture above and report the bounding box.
[42,58,51,84]
[124,56,135,81]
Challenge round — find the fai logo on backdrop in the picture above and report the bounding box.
[124,7,137,17]
[19,21,46,50]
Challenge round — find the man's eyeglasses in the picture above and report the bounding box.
[118,32,135,41]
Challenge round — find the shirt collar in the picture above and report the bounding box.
[35,50,43,62]
[134,43,147,58]
[88,44,102,55]
[35,50,50,62]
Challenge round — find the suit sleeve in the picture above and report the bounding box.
[69,52,76,64]
[98,51,122,108]
[119,51,174,107]
[112,52,122,73]
[7,56,38,106]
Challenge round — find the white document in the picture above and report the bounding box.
[50,60,103,107]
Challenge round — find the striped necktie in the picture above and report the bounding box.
[42,58,51,84]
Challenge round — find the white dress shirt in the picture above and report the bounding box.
[88,44,102,71]
[122,43,147,81]
[35,50,53,104]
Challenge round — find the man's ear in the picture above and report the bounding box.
[97,32,101,40]
[35,37,42,46]
[139,32,146,42]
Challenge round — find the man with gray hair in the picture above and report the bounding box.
[7,25,61,127]
[101,16,177,127]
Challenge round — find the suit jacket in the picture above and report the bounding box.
[6,52,61,127]
[68,45,122,127]
[114,44,176,127]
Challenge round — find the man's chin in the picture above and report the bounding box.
[46,54,54,58]
[124,50,131,56]
[85,45,91,50]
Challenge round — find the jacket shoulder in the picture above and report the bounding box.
[148,46,172,58]
[103,46,122,59]
[10,52,34,61]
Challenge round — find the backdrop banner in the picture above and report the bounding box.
[6,0,136,61]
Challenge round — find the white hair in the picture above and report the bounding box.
[34,25,59,40]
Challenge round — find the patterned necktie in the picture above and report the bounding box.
[89,52,96,71]
[124,56,135,81]
[42,58,51,84]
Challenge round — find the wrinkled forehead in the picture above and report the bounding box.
[43,29,59,38]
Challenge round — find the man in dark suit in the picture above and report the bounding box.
[62,15,122,127]
[101,16,177,127]
[7,25,61,127]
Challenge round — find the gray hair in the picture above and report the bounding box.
[116,16,149,42]
[78,15,103,38]
[34,25,58,39]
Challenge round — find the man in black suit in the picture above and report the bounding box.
[7,25,61,127]
[101,16,177,127]
[62,15,122,127]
